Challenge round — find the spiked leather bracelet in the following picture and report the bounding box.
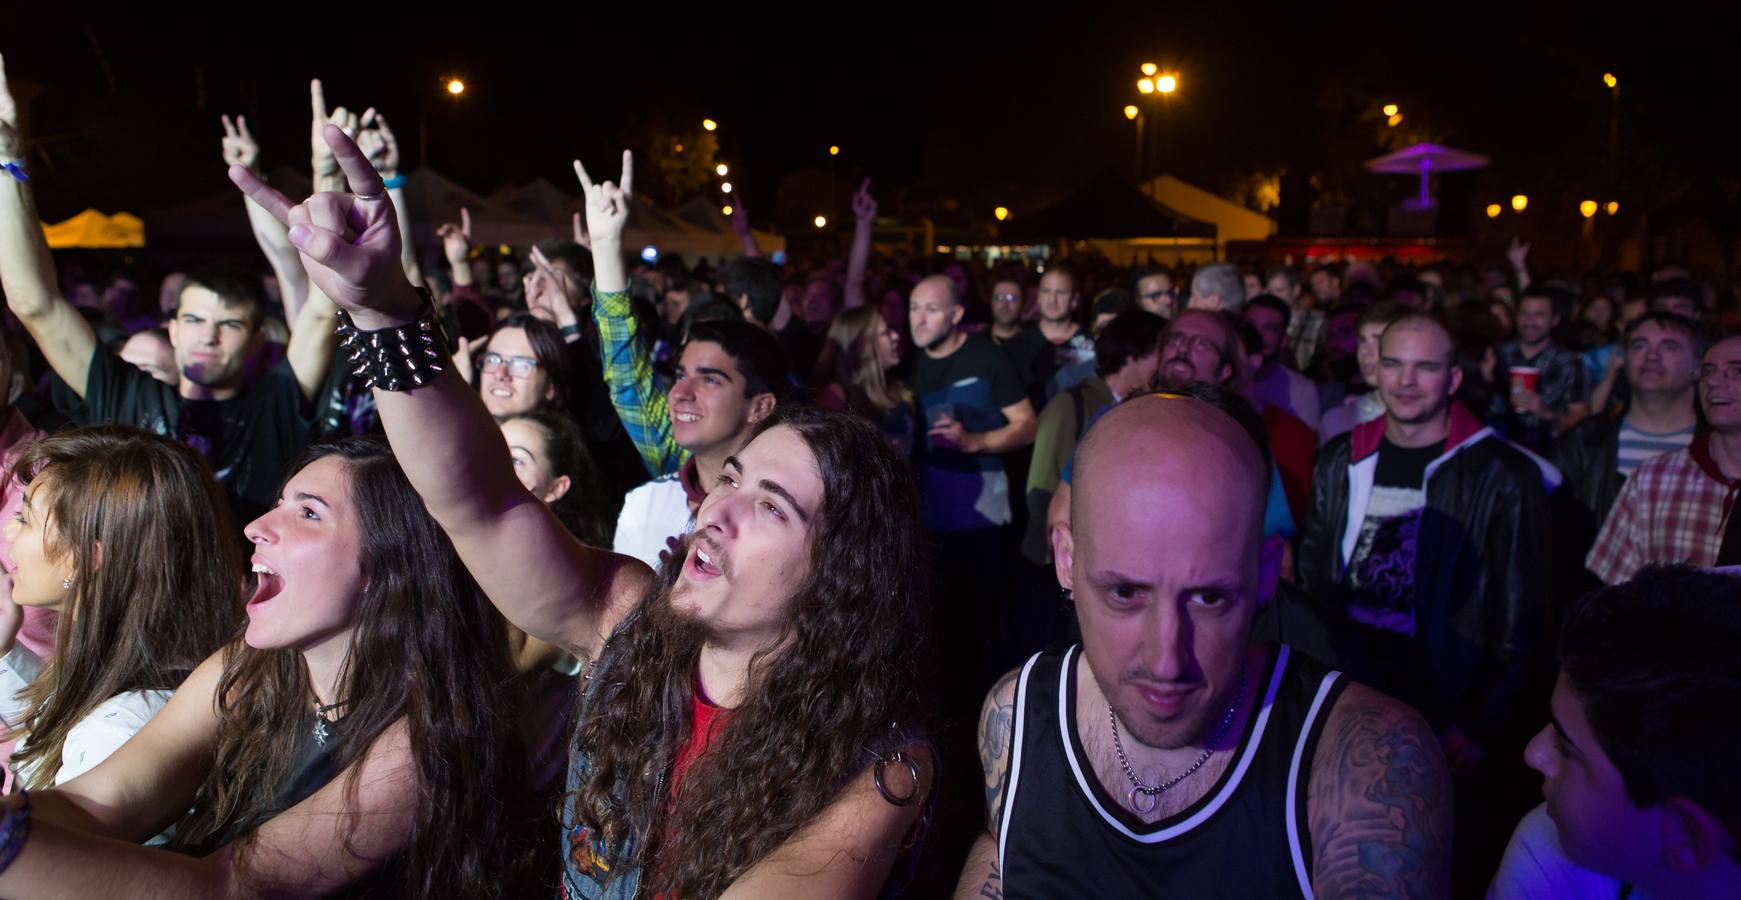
[335,288,450,391]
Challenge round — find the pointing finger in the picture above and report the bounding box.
[311,79,327,122]
[228,165,296,226]
[460,206,471,238]
[573,160,595,193]
[620,150,634,198]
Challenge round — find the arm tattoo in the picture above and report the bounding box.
[1309,695,1452,899]
[979,670,1019,831]
[978,860,1003,899]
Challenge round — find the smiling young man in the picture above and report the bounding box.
[1490,564,1741,900]
[1300,312,1556,889]
[586,175,788,568]
[958,386,1451,898]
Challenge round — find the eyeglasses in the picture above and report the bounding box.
[480,352,542,378]
[1140,288,1177,302]
[992,293,1022,304]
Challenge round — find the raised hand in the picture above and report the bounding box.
[526,244,581,327]
[355,108,401,178]
[852,178,877,222]
[310,79,359,185]
[221,114,260,172]
[230,124,416,325]
[1506,237,1530,270]
[0,53,21,160]
[729,194,752,237]
[573,151,633,248]
[437,207,473,268]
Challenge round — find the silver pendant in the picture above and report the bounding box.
[313,716,329,747]
[1128,786,1158,815]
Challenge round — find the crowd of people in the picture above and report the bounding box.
[0,56,1737,898]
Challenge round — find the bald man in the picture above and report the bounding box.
[957,385,1451,899]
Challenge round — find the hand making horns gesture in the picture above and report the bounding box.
[228,124,418,324]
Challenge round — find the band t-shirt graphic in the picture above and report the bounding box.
[1345,438,1445,636]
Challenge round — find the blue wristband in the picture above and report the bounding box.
[381,174,406,190]
[1,160,27,183]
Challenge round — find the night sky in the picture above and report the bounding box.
[8,3,1739,234]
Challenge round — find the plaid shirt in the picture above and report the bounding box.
[1288,307,1326,371]
[1587,432,1740,584]
[592,286,687,478]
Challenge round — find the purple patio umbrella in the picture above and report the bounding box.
[1364,142,1491,210]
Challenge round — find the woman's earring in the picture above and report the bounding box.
[62,576,73,590]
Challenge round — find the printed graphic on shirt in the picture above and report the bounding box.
[1346,483,1426,635]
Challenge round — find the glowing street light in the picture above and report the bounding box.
[1123,104,1139,120]
[1486,203,1503,219]
[1141,62,1158,77]
[715,163,728,176]
[446,79,466,96]
[1511,194,1529,212]
[1603,73,1618,89]
[1382,103,1399,117]
[721,205,733,216]
[720,181,732,194]
[1387,113,1403,127]
[1137,78,1155,94]
[702,118,718,131]
[828,145,840,156]
[813,215,828,228]
[1156,74,1177,94]
[1605,201,1620,215]
[1580,200,1598,218]
[994,206,1010,221]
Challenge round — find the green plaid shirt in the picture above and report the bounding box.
[593,286,688,477]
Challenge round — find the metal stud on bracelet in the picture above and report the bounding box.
[333,287,450,391]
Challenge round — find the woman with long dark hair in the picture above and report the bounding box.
[0,436,548,898]
[221,131,936,897]
[1,427,243,789]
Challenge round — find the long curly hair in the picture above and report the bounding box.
[165,437,549,898]
[6,426,244,789]
[575,406,934,897]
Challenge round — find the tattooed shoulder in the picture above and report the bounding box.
[978,666,1022,833]
[1307,683,1453,900]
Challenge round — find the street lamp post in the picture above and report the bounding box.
[1130,64,1178,190]
[1124,105,1143,180]
[420,76,466,168]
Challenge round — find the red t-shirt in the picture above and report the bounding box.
[653,680,733,900]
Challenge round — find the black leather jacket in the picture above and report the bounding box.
[1298,415,1555,750]
[1550,413,1625,598]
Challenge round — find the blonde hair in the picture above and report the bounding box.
[821,305,909,416]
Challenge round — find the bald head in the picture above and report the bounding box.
[909,275,965,352]
[912,274,958,309]
[1072,393,1269,547]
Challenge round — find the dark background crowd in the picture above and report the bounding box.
[2,8,1740,898]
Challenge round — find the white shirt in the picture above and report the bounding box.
[1489,804,1650,900]
[1,643,171,785]
[612,474,694,570]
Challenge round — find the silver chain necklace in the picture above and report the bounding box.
[1108,662,1248,815]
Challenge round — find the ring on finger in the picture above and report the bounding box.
[354,192,387,202]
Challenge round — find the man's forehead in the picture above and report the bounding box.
[1705,338,1741,365]
[681,340,742,372]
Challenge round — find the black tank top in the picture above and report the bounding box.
[998,643,1347,898]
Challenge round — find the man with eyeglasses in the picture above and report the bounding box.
[1587,335,1741,581]
[989,278,1049,405]
[1132,266,1176,319]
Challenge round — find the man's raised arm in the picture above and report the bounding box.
[0,54,95,398]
